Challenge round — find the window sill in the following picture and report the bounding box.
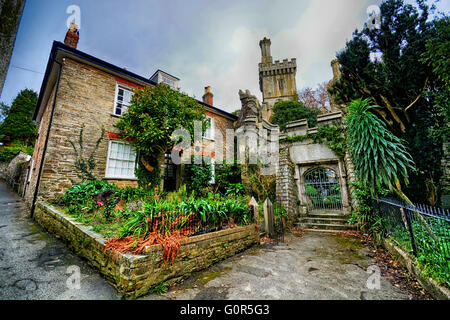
[104,176,138,181]
[203,137,215,141]
[110,113,122,118]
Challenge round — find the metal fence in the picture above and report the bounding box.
[373,197,450,286]
[145,209,255,238]
[273,202,286,244]
[304,167,343,212]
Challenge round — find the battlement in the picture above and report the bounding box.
[258,58,297,75]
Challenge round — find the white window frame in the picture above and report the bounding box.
[203,116,215,140]
[105,140,138,180]
[209,157,215,184]
[113,83,134,116]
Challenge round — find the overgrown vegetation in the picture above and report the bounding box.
[241,162,276,203]
[329,0,448,204]
[55,180,253,264]
[114,84,208,189]
[0,89,38,161]
[272,100,319,130]
[384,216,450,287]
[347,181,389,242]
[280,124,347,157]
[0,143,34,162]
[184,155,213,197]
[69,124,105,183]
[214,161,244,197]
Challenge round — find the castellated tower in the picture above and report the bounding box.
[258,37,298,121]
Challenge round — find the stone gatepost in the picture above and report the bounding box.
[263,198,274,237]
[248,197,259,224]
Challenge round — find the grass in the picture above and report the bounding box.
[385,218,450,288]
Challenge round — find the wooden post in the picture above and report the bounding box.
[263,198,274,238]
[248,197,259,224]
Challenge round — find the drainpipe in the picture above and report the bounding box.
[30,58,63,219]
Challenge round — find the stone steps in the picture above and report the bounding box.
[296,212,356,232]
[301,217,349,225]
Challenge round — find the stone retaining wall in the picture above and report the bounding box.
[34,203,259,298]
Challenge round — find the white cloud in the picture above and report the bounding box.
[160,0,371,113]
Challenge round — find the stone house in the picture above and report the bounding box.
[24,27,237,211]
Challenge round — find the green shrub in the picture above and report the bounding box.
[0,145,33,162]
[272,100,319,130]
[215,162,242,195]
[119,195,251,239]
[0,89,37,143]
[185,155,212,197]
[348,181,389,241]
[166,185,189,204]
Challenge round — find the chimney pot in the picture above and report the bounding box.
[64,22,79,49]
[202,86,213,105]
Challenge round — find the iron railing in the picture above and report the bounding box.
[373,197,450,286]
[273,202,286,243]
[305,168,343,212]
[143,209,255,238]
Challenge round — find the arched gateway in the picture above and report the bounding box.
[304,167,343,212]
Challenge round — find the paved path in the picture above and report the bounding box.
[0,181,412,300]
[141,232,412,300]
[0,181,122,300]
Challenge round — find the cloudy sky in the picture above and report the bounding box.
[1,0,448,113]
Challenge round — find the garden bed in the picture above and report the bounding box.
[34,203,259,298]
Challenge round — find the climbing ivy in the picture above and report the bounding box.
[280,124,347,157]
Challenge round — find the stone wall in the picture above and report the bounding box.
[0,0,25,96]
[34,203,259,299]
[24,83,57,207]
[0,161,8,179]
[276,143,299,224]
[3,151,30,195]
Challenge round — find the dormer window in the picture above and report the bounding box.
[149,70,180,90]
[162,76,175,88]
[114,84,133,116]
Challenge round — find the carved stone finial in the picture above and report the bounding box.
[235,89,262,128]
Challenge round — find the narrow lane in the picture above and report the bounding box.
[0,181,122,300]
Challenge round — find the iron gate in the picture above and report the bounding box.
[304,167,342,212]
[164,153,177,192]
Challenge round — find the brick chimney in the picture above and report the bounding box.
[64,22,79,49]
[202,86,213,105]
